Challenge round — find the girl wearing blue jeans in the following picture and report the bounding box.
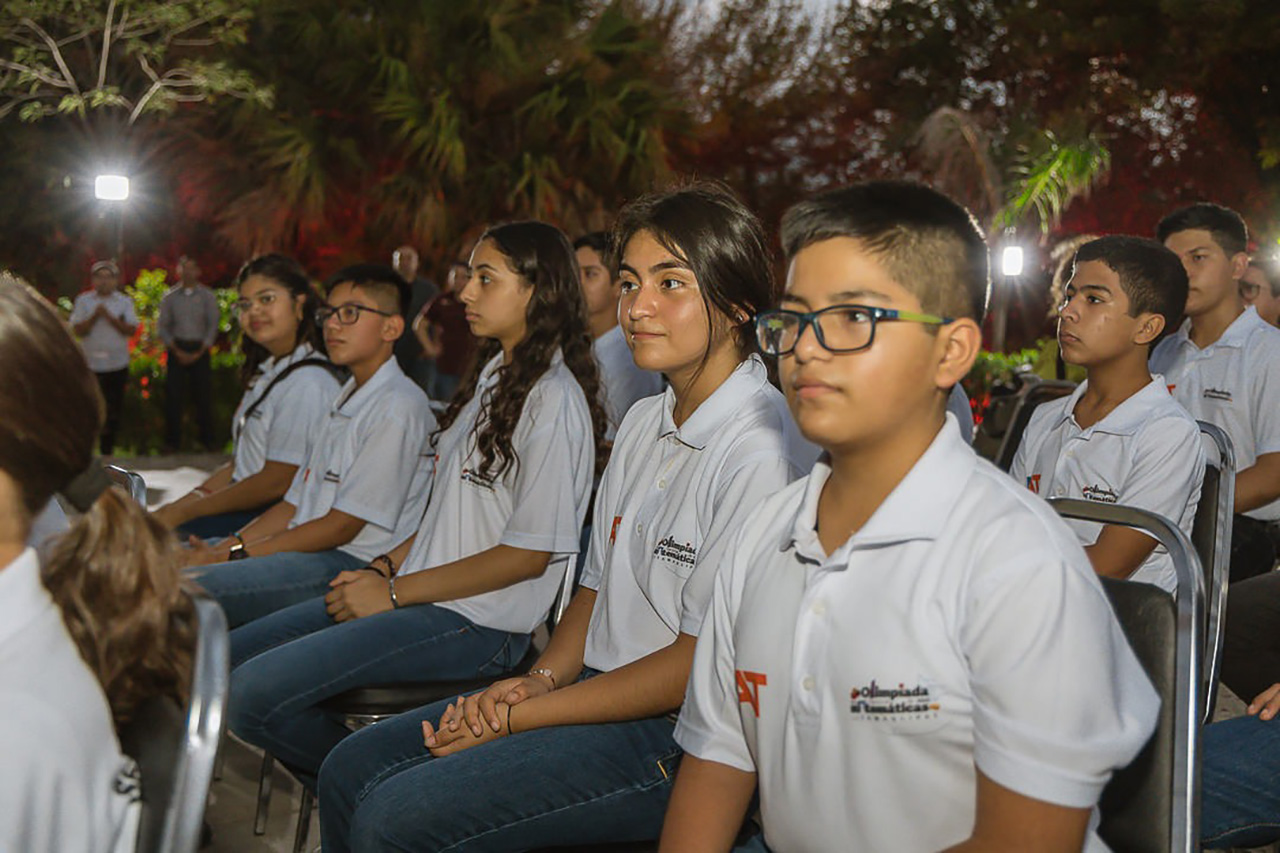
[224,222,605,783]
[317,184,817,851]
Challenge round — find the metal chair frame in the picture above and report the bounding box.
[1194,421,1235,724]
[1049,498,1203,853]
[105,463,148,506]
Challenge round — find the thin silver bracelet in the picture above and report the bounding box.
[388,574,401,609]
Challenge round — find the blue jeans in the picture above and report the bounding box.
[176,508,266,541]
[1202,713,1280,847]
[228,596,529,779]
[190,548,364,628]
[317,671,683,852]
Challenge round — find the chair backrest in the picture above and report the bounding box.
[1191,421,1235,724]
[1048,498,1202,853]
[119,594,229,853]
[993,379,1077,471]
[105,464,148,506]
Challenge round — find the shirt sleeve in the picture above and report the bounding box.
[202,290,220,348]
[963,540,1160,808]
[331,399,434,530]
[1120,416,1205,542]
[263,368,340,467]
[1251,338,1280,456]
[673,524,757,773]
[1008,404,1052,490]
[500,382,592,554]
[679,445,800,637]
[68,294,91,325]
[578,458,622,592]
[120,296,138,327]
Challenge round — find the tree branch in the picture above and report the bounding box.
[99,0,118,90]
[19,18,80,96]
[0,58,70,90]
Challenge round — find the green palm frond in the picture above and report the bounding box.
[999,132,1111,234]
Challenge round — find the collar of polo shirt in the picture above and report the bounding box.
[1049,376,1171,438]
[332,357,400,417]
[785,416,974,562]
[1171,304,1264,353]
[658,354,769,450]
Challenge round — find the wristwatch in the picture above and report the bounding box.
[228,542,250,561]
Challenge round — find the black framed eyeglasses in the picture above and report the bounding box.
[315,304,394,326]
[755,304,953,355]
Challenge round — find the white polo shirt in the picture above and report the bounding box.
[231,344,342,481]
[0,548,140,853]
[1009,377,1204,592]
[1151,306,1280,521]
[69,290,137,373]
[399,350,595,634]
[284,358,435,562]
[675,419,1159,853]
[592,324,663,440]
[581,354,818,673]
[947,383,975,443]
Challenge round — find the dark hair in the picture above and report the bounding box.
[781,181,990,323]
[0,275,194,728]
[234,253,328,388]
[1248,258,1280,298]
[324,263,410,317]
[1156,202,1249,257]
[573,231,611,257]
[613,182,776,359]
[1072,236,1189,337]
[437,222,607,478]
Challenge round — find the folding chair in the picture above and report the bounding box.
[992,379,1077,471]
[105,464,148,506]
[1049,498,1203,853]
[252,555,580,853]
[1192,421,1235,724]
[118,593,230,853]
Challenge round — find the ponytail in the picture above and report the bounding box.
[42,488,196,728]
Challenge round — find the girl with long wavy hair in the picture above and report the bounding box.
[317,183,818,851]
[221,221,606,785]
[153,253,341,539]
[0,275,194,852]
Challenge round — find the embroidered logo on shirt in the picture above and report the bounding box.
[1203,387,1233,402]
[849,680,940,720]
[460,467,496,492]
[736,670,768,717]
[653,536,697,567]
[1167,384,1176,394]
[610,515,623,545]
[1082,484,1118,503]
[322,469,341,484]
[1026,474,1041,494]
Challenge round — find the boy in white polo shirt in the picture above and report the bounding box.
[188,264,435,628]
[1011,235,1205,592]
[663,182,1158,853]
[1152,203,1280,580]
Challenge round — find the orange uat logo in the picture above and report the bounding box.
[736,670,767,717]
[1026,474,1041,494]
[610,515,623,545]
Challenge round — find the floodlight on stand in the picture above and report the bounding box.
[94,174,130,201]
[1001,245,1024,278]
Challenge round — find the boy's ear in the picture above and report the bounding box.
[382,314,405,343]
[1133,312,1166,346]
[1230,251,1250,282]
[935,317,982,391]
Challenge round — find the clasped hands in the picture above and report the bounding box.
[421,673,554,757]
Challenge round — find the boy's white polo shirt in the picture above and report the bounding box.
[1151,306,1280,521]
[284,358,435,562]
[581,354,817,673]
[399,350,595,634]
[592,324,663,440]
[675,419,1159,853]
[1009,376,1204,591]
[231,344,342,481]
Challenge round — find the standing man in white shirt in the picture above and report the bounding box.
[1152,203,1280,581]
[69,260,138,456]
[158,255,220,451]
[575,232,663,440]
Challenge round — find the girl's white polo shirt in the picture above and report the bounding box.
[231,343,342,481]
[581,354,818,673]
[675,419,1159,853]
[284,358,436,562]
[398,351,595,634]
[1151,306,1280,521]
[1010,376,1205,591]
[0,548,140,853]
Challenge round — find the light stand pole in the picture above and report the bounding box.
[94,174,130,264]
[994,242,1024,353]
